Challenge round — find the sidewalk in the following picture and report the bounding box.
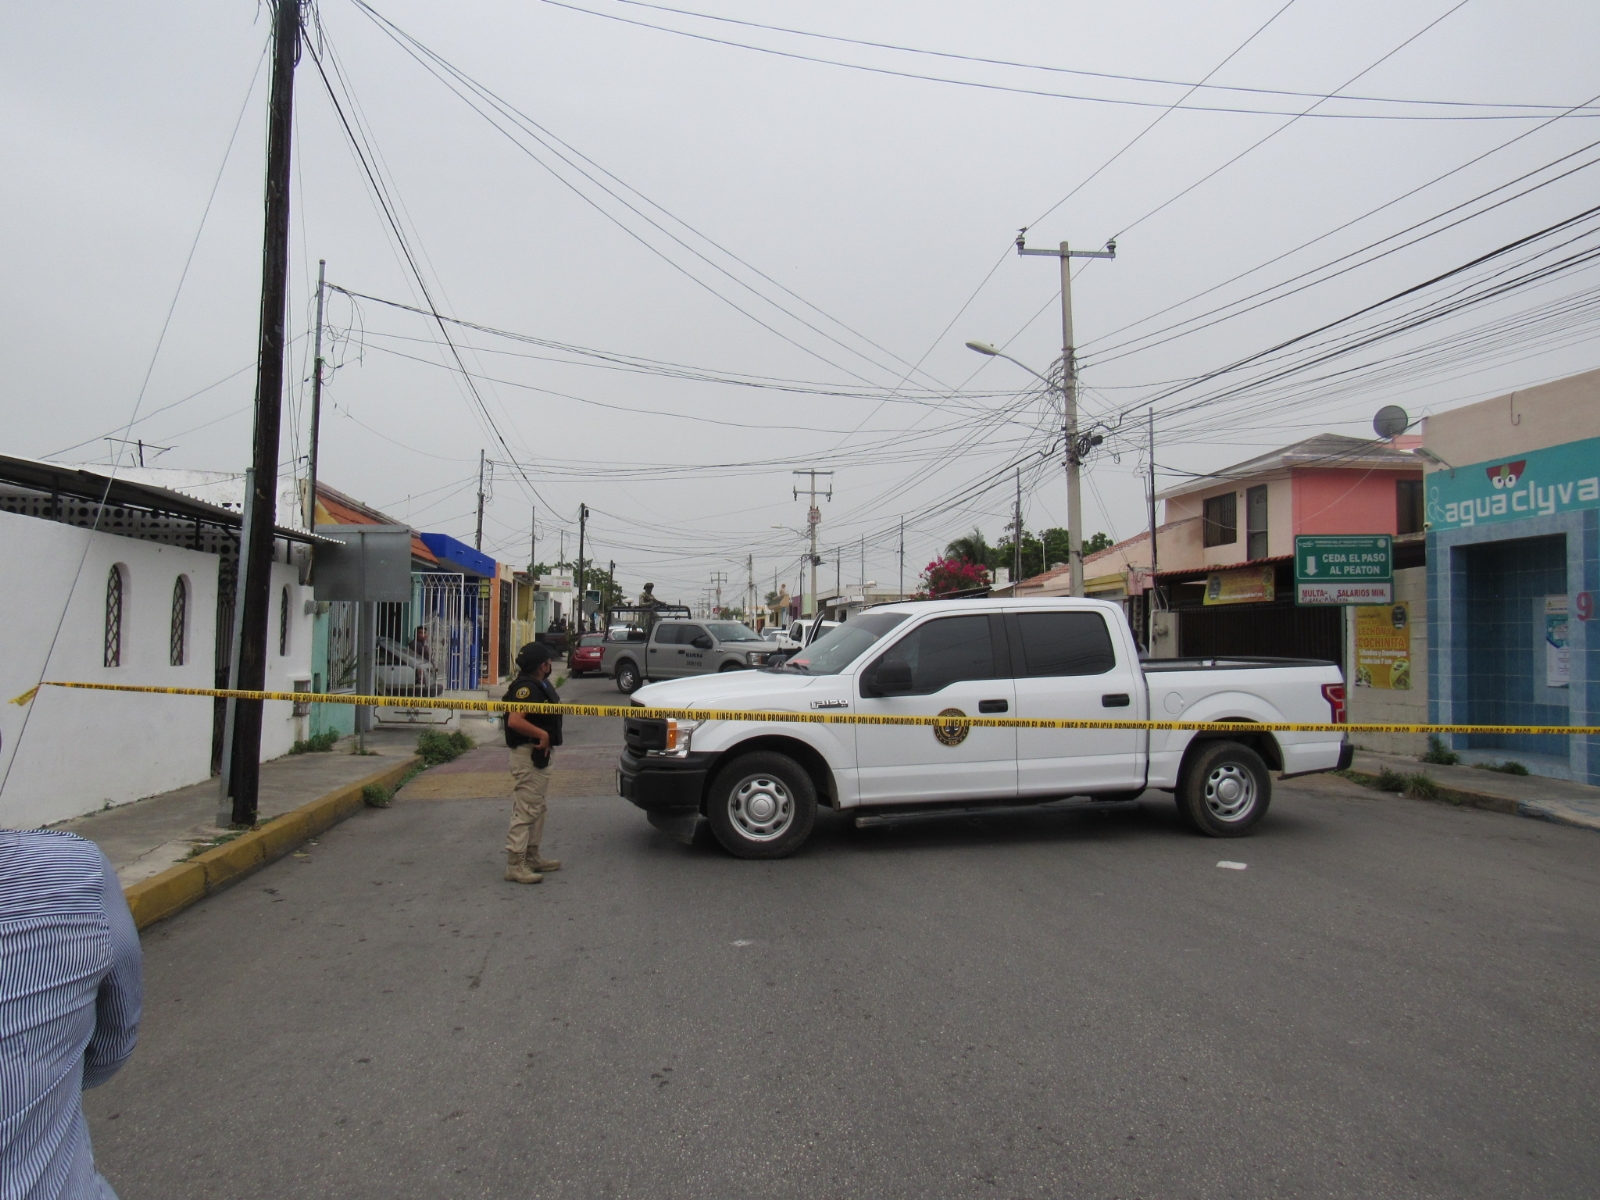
[58,721,487,885]
[1349,747,1600,833]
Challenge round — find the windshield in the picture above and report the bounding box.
[580,633,604,646]
[779,613,907,674]
[706,622,763,642]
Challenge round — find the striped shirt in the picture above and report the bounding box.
[1,831,142,1200]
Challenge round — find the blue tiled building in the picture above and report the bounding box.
[1423,369,1600,784]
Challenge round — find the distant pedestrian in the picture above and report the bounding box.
[502,642,564,884]
[1,830,142,1200]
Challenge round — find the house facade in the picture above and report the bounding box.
[1149,434,1425,665]
[0,457,315,827]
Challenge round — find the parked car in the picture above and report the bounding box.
[605,619,783,694]
[617,597,1351,858]
[373,637,443,697]
[768,618,839,654]
[570,632,606,676]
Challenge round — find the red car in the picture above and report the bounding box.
[570,632,606,675]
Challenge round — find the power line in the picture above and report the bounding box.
[540,0,1597,122]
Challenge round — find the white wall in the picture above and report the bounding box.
[0,511,317,827]
[260,560,315,759]
[0,510,220,827]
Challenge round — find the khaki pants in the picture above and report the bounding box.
[506,744,553,856]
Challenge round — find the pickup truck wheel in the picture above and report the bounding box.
[718,662,744,672]
[615,661,642,694]
[706,752,816,859]
[1178,741,1271,837]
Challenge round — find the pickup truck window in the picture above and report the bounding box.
[878,614,997,693]
[653,624,682,644]
[705,622,762,642]
[782,613,906,674]
[680,625,708,644]
[1012,611,1116,677]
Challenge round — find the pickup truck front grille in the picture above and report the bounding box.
[624,716,670,753]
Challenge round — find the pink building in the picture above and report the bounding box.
[1148,433,1424,661]
[1156,433,1424,574]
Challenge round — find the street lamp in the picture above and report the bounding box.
[965,340,1104,596]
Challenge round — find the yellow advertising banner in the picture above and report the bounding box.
[1203,565,1276,606]
[1354,602,1412,690]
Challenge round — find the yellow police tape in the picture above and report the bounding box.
[9,680,1598,738]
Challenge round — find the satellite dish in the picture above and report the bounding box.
[1373,405,1409,439]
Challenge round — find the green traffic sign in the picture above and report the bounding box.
[1294,535,1392,583]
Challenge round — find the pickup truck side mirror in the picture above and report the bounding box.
[862,658,914,697]
[692,635,714,650]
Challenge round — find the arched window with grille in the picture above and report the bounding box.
[104,565,124,667]
[170,575,188,666]
[279,585,290,656]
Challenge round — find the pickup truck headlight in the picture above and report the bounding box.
[746,651,768,666]
[649,718,703,757]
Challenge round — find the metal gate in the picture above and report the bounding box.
[367,572,488,695]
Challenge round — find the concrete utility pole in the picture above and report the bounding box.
[898,516,904,598]
[474,449,486,551]
[1147,407,1160,645]
[1014,232,1116,597]
[1012,468,1023,589]
[305,258,326,531]
[792,469,832,617]
[528,505,536,576]
[711,570,728,616]
[747,554,755,619]
[229,0,301,827]
[575,504,588,631]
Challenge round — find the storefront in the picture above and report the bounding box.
[1425,429,1599,784]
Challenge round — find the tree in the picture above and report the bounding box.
[944,529,997,569]
[919,557,989,598]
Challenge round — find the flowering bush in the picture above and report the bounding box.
[919,557,989,598]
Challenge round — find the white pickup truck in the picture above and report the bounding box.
[617,598,1350,858]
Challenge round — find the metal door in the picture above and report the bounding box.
[679,624,710,675]
[647,622,679,678]
[1008,610,1145,796]
[853,613,1016,804]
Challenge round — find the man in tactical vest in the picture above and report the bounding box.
[503,642,564,884]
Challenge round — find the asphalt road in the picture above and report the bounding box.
[87,674,1600,1199]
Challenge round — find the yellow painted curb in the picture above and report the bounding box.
[123,755,420,931]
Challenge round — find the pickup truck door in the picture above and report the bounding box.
[1007,610,1146,796]
[854,613,1017,804]
[647,624,679,678]
[678,624,710,675]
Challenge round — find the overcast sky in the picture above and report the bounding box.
[5,0,1598,605]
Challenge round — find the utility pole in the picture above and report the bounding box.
[474,449,486,551]
[747,554,755,619]
[575,504,588,631]
[1147,407,1160,646]
[835,548,841,598]
[1015,231,1116,597]
[859,536,865,592]
[305,257,326,531]
[1013,467,1023,589]
[792,469,833,617]
[229,0,301,827]
[898,516,905,599]
[711,570,728,616]
[529,505,536,576]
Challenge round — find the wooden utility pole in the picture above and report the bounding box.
[474,449,486,551]
[229,0,301,826]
